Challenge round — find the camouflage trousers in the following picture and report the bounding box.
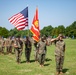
[25,49,31,62]
[55,55,64,72]
[34,50,38,61]
[6,46,12,53]
[15,48,22,63]
[0,47,2,53]
[0,47,5,54]
[38,54,45,65]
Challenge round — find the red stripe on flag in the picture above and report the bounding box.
[8,7,28,30]
[30,7,40,42]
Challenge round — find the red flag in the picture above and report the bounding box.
[32,35,39,42]
[8,7,28,30]
[30,7,40,42]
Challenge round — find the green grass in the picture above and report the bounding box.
[0,39,76,75]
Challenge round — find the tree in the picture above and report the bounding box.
[8,28,18,36]
[65,21,76,38]
[40,25,53,37]
[51,27,58,37]
[57,25,65,34]
[9,28,32,37]
[51,25,65,38]
[0,27,9,38]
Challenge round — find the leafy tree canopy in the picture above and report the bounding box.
[0,21,76,38]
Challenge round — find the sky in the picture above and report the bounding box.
[0,0,76,30]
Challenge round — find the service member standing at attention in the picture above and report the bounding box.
[5,37,12,54]
[43,35,48,58]
[24,36,32,63]
[37,36,48,67]
[0,36,3,54]
[14,36,23,64]
[51,34,65,75]
[0,37,5,54]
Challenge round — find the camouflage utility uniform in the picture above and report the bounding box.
[24,37,32,63]
[37,37,47,66]
[14,37,23,63]
[5,38,13,54]
[54,38,65,73]
[0,38,5,54]
[0,38,3,53]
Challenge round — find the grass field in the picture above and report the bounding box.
[0,39,76,75]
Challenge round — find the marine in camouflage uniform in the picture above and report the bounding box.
[14,36,23,64]
[0,36,3,54]
[5,37,13,54]
[8,37,13,53]
[0,37,5,54]
[51,34,65,75]
[43,35,49,58]
[24,36,32,63]
[37,36,48,67]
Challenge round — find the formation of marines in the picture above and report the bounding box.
[0,36,14,54]
[0,34,65,75]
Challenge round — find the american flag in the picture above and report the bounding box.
[8,7,28,30]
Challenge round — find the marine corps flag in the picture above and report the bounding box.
[30,7,40,42]
[32,34,40,42]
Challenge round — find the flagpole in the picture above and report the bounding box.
[25,5,29,37]
[27,5,30,37]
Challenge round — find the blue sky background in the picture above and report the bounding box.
[0,0,76,30]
